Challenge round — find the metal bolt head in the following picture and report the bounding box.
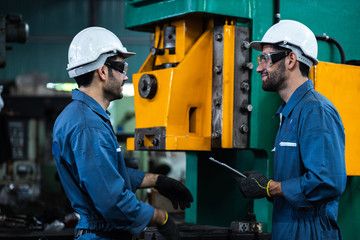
[214,98,222,108]
[212,131,221,139]
[246,104,253,112]
[150,47,157,55]
[240,124,249,133]
[214,66,222,74]
[151,138,159,146]
[240,82,250,92]
[137,139,144,146]
[215,34,223,41]
[242,41,251,49]
[242,62,253,70]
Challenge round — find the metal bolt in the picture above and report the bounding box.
[150,47,165,56]
[214,66,222,74]
[151,138,159,146]
[242,62,253,70]
[245,104,253,112]
[242,41,250,49]
[212,131,221,139]
[241,101,253,112]
[137,139,144,146]
[240,82,250,92]
[214,98,222,108]
[215,34,223,41]
[240,124,249,133]
[150,47,157,55]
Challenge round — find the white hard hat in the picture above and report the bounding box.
[251,20,318,67]
[67,26,135,78]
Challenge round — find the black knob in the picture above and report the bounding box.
[138,74,157,99]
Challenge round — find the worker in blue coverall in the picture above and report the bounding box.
[52,27,193,240]
[233,20,347,240]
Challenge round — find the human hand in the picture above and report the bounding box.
[157,211,180,240]
[233,171,272,199]
[154,175,193,210]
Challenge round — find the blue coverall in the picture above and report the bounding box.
[271,79,347,240]
[52,89,154,239]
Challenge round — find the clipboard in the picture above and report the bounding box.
[209,157,247,178]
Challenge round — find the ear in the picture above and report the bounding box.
[287,52,297,70]
[97,66,106,81]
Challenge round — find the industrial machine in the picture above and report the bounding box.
[127,16,251,151]
[0,13,29,68]
[123,0,360,239]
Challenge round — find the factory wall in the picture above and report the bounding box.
[0,0,151,83]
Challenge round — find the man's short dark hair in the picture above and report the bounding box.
[74,71,95,88]
[299,62,310,77]
[73,53,124,87]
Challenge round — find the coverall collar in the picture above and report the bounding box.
[275,79,314,118]
[72,89,111,121]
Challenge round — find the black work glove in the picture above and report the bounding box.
[154,175,193,210]
[233,171,271,199]
[158,215,180,240]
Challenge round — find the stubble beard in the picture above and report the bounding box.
[262,60,286,92]
[104,70,123,101]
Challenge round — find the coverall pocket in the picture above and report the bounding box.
[279,126,297,153]
[321,230,339,240]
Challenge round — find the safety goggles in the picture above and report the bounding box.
[105,60,128,76]
[257,51,290,67]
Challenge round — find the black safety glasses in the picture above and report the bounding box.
[257,51,291,67]
[105,61,128,76]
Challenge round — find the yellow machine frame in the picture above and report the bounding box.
[127,18,251,151]
[310,62,360,175]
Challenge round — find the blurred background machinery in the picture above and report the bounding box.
[0,0,359,239]
[0,13,29,68]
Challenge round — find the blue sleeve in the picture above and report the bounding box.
[281,104,346,207]
[72,128,153,237]
[127,168,145,192]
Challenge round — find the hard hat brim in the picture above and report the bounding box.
[250,41,285,52]
[250,41,264,52]
[122,51,136,58]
